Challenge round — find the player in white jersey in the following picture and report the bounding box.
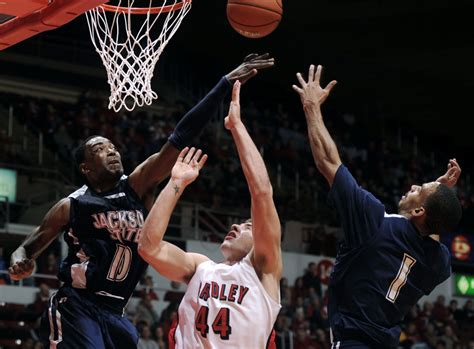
[139,80,282,348]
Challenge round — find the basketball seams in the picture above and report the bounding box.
[227,2,283,16]
[228,17,280,28]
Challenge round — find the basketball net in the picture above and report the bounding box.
[85,0,192,112]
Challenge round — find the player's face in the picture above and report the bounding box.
[220,221,254,261]
[398,181,439,212]
[82,136,124,184]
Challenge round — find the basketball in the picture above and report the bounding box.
[227,0,283,39]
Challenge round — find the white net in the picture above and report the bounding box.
[85,0,192,112]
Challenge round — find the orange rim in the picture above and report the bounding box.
[101,0,191,14]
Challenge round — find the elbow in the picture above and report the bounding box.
[137,236,157,261]
[251,183,273,198]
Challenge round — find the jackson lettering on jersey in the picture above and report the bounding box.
[174,255,281,349]
[58,177,148,313]
[91,209,144,243]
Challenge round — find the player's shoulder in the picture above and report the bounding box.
[68,185,88,199]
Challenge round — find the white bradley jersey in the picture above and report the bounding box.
[173,255,281,349]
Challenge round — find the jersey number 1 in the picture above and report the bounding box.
[386,253,416,303]
[195,306,231,340]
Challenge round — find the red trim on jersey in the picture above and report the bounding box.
[168,318,178,349]
[266,329,277,349]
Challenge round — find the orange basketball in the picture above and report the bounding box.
[227,0,283,39]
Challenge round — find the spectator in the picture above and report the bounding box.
[439,325,459,349]
[163,281,185,305]
[463,300,474,325]
[0,246,8,284]
[433,295,450,324]
[293,277,306,303]
[138,275,159,301]
[154,326,167,349]
[36,252,59,289]
[28,283,51,316]
[449,300,464,326]
[422,323,438,348]
[138,324,159,349]
[302,262,322,298]
[134,294,160,327]
[293,327,318,349]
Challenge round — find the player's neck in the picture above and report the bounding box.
[91,179,119,193]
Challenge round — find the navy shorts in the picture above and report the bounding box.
[40,287,138,349]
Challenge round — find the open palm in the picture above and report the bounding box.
[171,147,208,187]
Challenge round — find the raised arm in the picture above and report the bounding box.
[138,147,209,284]
[128,54,275,203]
[225,81,282,278]
[9,198,70,281]
[436,158,461,188]
[293,64,340,187]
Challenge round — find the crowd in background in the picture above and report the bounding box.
[1,263,474,349]
[1,91,473,232]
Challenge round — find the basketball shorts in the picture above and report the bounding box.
[40,286,138,349]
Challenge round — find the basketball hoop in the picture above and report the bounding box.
[85,0,192,112]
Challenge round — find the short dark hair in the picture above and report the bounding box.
[73,135,100,168]
[424,184,462,235]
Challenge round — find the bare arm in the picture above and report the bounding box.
[225,81,282,278]
[9,198,70,280]
[128,142,180,203]
[138,147,209,284]
[293,65,341,187]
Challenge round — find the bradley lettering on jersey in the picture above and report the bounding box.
[198,282,250,305]
[91,210,145,243]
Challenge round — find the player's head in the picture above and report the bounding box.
[74,136,123,186]
[220,219,253,262]
[398,182,462,235]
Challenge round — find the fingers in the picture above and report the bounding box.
[177,147,189,162]
[8,259,34,280]
[308,64,315,83]
[232,80,241,103]
[314,64,322,83]
[325,80,338,94]
[245,60,275,70]
[449,158,460,169]
[244,53,258,62]
[184,149,208,170]
[252,53,270,60]
[296,72,307,87]
[239,69,258,83]
[197,154,208,169]
[292,84,303,95]
[183,147,196,164]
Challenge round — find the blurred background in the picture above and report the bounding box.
[1,0,473,348]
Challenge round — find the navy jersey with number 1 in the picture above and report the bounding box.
[327,165,451,349]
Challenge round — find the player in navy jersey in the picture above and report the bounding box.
[8,53,274,349]
[293,64,463,349]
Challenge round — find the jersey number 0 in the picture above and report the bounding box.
[107,244,133,282]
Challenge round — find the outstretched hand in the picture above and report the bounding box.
[224,81,242,130]
[171,147,207,188]
[292,64,337,109]
[226,53,275,85]
[436,158,461,188]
